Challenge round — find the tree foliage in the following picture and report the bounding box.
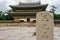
[54,14,60,20]
[0,11,6,20]
[50,5,58,20]
[5,14,13,20]
[50,5,57,14]
[0,11,13,20]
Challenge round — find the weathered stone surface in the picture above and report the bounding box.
[36,11,54,40]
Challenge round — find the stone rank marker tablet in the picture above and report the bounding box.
[36,11,54,40]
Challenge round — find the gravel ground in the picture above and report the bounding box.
[0,27,60,40]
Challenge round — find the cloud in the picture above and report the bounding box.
[0,0,18,11]
[0,0,5,2]
[54,3,60,14]
[0,0,60,14]
[41,0,52,4]
[6,0,18,10]
[40,0,60,14]
[0,0,7,12]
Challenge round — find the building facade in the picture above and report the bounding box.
[8,2,48,23]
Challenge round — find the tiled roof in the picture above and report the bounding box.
[9,2,48,8]
[8,12,36,16]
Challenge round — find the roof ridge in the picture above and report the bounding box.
[18,2,41,5]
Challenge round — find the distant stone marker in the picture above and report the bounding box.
[36,11,54,40]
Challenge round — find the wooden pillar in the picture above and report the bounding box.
[13,16,20,23]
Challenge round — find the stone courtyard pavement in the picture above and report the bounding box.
[0,27,60,40]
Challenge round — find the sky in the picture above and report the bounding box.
[0,0,60,14]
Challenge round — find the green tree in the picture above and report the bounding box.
[0,11,6,20]
[50,5,57,14]
[50,5,57,20]
[0,11,13,20]
[6,14,13,20]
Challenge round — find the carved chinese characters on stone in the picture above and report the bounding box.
[36,11,54,40]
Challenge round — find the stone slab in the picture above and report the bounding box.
[36,11,54,40]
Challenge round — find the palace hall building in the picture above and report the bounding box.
[8,2,48,23]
